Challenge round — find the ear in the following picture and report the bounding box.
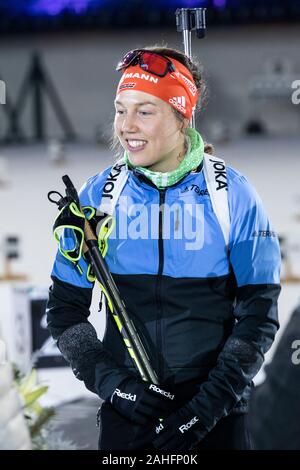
[181,118,189,133]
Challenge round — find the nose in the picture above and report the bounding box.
[121,112,139,133]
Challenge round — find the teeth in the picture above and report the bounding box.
[127,140,147,148]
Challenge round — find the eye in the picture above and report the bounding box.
[116,109,125,115]
[139,111,152,116]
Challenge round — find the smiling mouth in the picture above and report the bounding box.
[126,139,148,152]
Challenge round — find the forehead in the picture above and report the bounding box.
[115,90,165,108]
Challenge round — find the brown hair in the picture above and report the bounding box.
[110,45,213,157]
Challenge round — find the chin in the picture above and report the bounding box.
[130,154,154,168]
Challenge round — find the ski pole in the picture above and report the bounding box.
[175,7,207,128]
[48,175,159,385]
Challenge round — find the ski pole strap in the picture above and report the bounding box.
[52,201,115,281]
[83,206,115,258]
[53,201,85,263]
[82,206,116,282]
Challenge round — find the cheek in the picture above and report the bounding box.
[114,118,122,138]
[151,126,176,150]
[155,117,177,139]
[147,123,168,145]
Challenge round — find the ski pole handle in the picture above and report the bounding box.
[62,174,80,206]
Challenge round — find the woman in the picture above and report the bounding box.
[47,46,281,451]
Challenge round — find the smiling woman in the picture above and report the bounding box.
[114,91,187,172]
[47,45,281,452]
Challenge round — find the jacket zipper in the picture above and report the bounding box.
[156,189,166,382]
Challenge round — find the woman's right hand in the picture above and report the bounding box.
[110,378,176,425]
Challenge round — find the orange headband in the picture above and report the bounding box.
[116,57,199,120]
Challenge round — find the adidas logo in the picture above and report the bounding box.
[169,96,187,114]
[172,96,186,107]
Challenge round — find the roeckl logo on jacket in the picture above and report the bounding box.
[114,388,137,401]
[179,416,199,434]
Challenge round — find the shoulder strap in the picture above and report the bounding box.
[99,158,128,216]
[203,153,230,247]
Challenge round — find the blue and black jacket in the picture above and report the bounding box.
[47,160,281,432]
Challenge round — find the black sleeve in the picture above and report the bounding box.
[187,282,280,437]
[46,276,131,400]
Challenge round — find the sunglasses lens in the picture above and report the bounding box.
[140,52,169,76]
[116,50,139,71]
[117,50,173,77]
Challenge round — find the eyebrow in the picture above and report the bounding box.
[114,100,157,107]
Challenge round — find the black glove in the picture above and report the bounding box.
[110,377,176,425]
[153,403,207,451]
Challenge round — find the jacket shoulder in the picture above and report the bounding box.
[226,165,262,210]
[79,165,114,207]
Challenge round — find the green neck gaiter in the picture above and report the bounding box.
[124,127,204,190]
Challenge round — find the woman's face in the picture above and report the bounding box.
[114,90,186,172]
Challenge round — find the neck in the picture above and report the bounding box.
[147,137,188,173]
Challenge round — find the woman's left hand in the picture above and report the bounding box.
[152,405,207,451]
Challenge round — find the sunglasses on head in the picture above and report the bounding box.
[116,49,176,78]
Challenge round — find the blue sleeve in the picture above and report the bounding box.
[51,250,93,288]
[228,172,281,286]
